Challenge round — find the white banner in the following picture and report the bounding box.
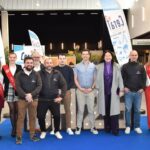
[0,30,6,65]
[13,45,45,66]
[103,9,132,65]
[28,30,44,56]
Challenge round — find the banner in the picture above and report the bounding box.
[28,30,44,56]
[100,0,132,65]
[0,30,6,66]
[13,45,45,66]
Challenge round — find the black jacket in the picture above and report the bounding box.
[2,64,22,97]
[121,61,146,92]
[15,70,42,99]
[39,69,67,101]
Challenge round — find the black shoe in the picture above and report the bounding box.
[11,129,16,137]
[104,128,111,133]
[0,136,2,140]
[16,136,22,144]
[112,131,119,136]
[30,135,40,142]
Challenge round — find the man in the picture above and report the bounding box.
[55,54,74,135]
[31,51,44,71]
[121,50,146,134]
[23,51,44,132]
[15,57,42,144]
[74,49,98,135]
[37,57,67,139]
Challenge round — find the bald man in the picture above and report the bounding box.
[37,58,67,140]
[121,50,146,134]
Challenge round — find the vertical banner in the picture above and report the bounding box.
[0,30,6,65]
[100,0,132,65]
[103,10,132,65]
[28,30,44,56]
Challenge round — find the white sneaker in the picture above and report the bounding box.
[66,128,74,135]
[40,132,46,139]
[134,128,142,134]
[125,127,130,134]
[50,130,55,135]
[75,128,81,135]
[55,131,63,139]
[91,128,98,135]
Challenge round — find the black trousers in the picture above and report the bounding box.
[104,94,119,134]
[37,101,60,133]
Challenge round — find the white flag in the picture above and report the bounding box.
[103,10,132,65]
[0,30,6,65]
[28,30,44,56]
[100,0,132,65]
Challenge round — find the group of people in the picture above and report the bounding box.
[0,49,149,144]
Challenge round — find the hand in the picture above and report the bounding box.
[119,91,124,97]
[79,88,92,94]
[138,89,144,93]
[25,93,33,102]
[54,97,62,103]
[124,87,130,93]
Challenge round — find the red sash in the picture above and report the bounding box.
[0,82,4,108]
[2,65,16,91]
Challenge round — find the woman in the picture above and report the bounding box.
[144,56,150,130]
[96,51,124,135]
[0,61,4,140]
[2,52,22,137]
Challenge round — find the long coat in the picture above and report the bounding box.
[96,62,124,116]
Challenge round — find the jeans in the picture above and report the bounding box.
[124,91,142,128]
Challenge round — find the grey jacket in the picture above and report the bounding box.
[96,62,124,116]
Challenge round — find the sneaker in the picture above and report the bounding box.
[55,131,63,139]
[125,127,130,134]
[16,136,22,144]
[50,130,55,135]
[40,132,47,139]
[66,128,74,135]
[75,127,81,135]
[91,128,98,135]
[30,135,40,142]
[134,128,142,134]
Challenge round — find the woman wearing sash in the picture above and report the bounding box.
[2,52,22,137]
[0,61,4,140]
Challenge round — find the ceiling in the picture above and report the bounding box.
[0,0,135,11]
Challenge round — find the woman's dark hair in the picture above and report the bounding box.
[100,50,117,63]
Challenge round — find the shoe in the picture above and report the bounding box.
[125,127,130,134]
[75,127,81,135]
[55,131,63,139]
[91,128,98,135]
[16,136,22,144]
[0,136,2,140]
[104,128,111,133]
[40,132,47,139]
[50,130,55,135]
[134,128,142,134]
[112,131,119,136]
[11,129,16,137]
[66,128,74,135]
[30,135,40,142]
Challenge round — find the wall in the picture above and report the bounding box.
[128,0,150,38]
